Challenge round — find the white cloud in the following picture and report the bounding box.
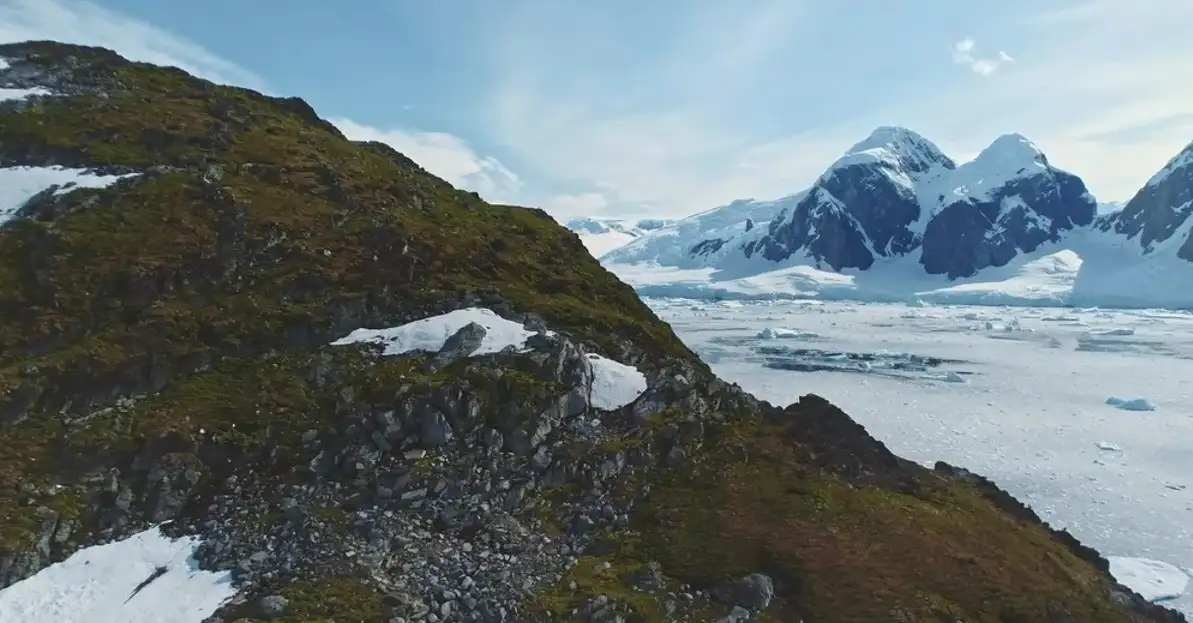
[543,193,609,220]
[331,118,523,204]
[0,0,265,89]
[951,38,1015,76]
[482,1,1193,215]
[486,0,843,219]
[0,0,526,206]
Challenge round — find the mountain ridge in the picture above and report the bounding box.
[600,126,1192,307]
[565,217,673,257]
[0,40,1185,622]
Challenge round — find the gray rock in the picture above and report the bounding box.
[253,594,289,619]
[428,322,487,370]
[420,410,454,447]
[734,573,775,611]
[630,561,666,591]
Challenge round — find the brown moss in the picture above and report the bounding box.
[633,418,1138,623]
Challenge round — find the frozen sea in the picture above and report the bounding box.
[648,297,1193,614]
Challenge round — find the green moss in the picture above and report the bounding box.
[531,531,774,623]
[232,575,389,623]
[630,418,1135,623]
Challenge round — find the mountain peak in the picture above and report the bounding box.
[1145,138,1193,188]
[847,126,933,153]
[835,126,956,175]
[974,133,1048,169]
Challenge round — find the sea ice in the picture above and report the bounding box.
[1106,397,1158,412]
[1108,556,1189,602]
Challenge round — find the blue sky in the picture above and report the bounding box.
[3,0,1192,220]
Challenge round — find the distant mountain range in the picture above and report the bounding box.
[594,127,1193,308]
[564,217,673,257]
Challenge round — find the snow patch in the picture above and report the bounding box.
[330,308,541,356]
[585,353,647,410]
[0,85,50,103]
[947,134,1048,203]
[1108,556,1189,602]
[0,526,237,622]
[0,166,138,227]
[1106,397,1157,412]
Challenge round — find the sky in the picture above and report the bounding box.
[2,0,1192,222]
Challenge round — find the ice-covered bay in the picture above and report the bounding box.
[651,297,1193,613]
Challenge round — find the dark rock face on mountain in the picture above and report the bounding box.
[0,41,1184,623]
[921,154,1098,277]
[745,127,955,271]
[743,188,877,270]
[1094,140,1193,262]
[735,130,1098,279]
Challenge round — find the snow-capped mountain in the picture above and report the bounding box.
[740,128,1096,279]
[601,195,801,267]
[597,130,1193,309]
[1067,139,1193,308]
[1093,139,1193,261]
[564,217,672,257]
[607,127,1098,278]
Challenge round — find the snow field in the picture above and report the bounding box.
[0,526,237,622]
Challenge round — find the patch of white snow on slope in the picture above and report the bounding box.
[330,308,542,356]
[585,353,647,410]
[1108,557,1189,602]
[0,525,237,622]
[0,85,50,103]
[0,166,138,226]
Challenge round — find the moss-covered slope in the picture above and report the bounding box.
[0,41,1183,623]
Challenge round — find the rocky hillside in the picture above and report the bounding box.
[0,41,1185,623]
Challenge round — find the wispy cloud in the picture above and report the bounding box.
[0,0,524,206]
[542,193,609,220]
[0,0,266,90]
[484,1,1193,212]
[951,38,1015,76]
[485,0,843,218]
[331,118,523,204]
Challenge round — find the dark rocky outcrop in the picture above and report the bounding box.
[921,162,1097,278]
[746,127,954,271]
